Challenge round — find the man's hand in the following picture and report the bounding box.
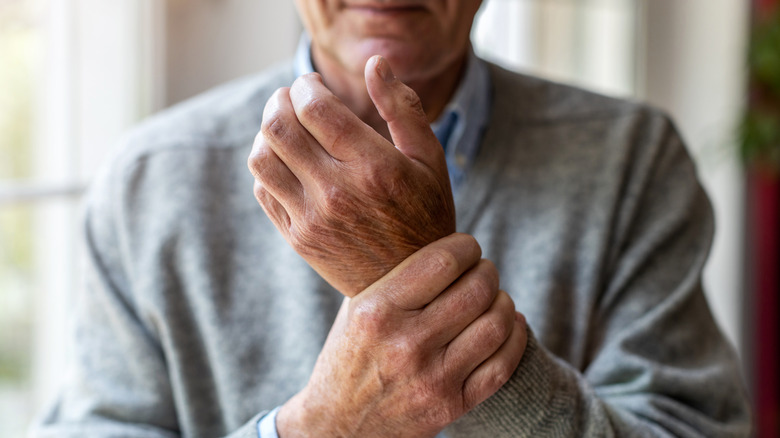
[277,234,528,438]
[248,56,455,297]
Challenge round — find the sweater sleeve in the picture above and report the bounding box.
[31,157,265,438]
[447,116,752,437]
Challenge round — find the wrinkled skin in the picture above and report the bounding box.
[277,234,527,438]
[248,57,456,296]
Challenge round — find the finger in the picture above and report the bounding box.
[262,87,332,187]
[462,312,528,410]
[365,55,448,175]
[252,180,291,232]
[444,290,516,380]
[289,73,393,162]
[362,233,482,311]
[247,138,305,216]
[417,259,499,348]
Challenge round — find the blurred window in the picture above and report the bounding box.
[0,0,57,436]
[1,0,146,434]
[474,0,641,97]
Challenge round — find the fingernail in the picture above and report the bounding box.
[376,56,395,83]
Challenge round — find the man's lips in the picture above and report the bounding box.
[342,1,428,14]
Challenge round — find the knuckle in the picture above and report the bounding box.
[260,88,291,141]
[459,233,482,257]
[252,180,268,203]
[253,129,264,146]
[463,274,496,312]
[491,359,516,387]
[478,259,499,285]
[350,299,389,336]
[448,273,495,317]
[260,114,289,144]
[247,144,272,179]
[426,247,459,278]
[389,337,419,363]
[445,233,481,262]
[496,290,517,318]
[400,85,423,112]
[481,313,511,347]
[298,95,334,123]
[293,72,322,90]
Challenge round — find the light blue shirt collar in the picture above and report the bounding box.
[293,34,491,192]
[293,33,316,78]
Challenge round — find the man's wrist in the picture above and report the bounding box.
[277,390,354,438]
[257,406,281,438]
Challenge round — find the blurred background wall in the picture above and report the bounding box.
[0,0,770,436]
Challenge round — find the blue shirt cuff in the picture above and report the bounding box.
[257,406,281,438]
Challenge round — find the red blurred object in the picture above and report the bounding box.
[748,170,780,438]
[756,0,778,14]
[748,1,779,436]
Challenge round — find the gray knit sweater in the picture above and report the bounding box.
[35,61,751,437]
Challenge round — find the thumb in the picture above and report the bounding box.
[364,55,446,173]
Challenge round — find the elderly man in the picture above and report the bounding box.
[37,1,751,437]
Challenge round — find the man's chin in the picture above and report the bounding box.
[346,40,443,82]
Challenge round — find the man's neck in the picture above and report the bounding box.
[311,46,468,141]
